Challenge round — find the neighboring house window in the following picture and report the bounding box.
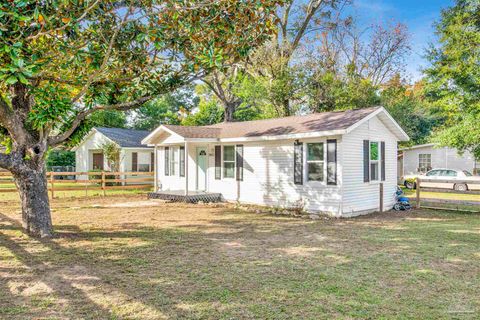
[370,142,380,181]
[307,143,324,182]
[169,147,178,176]
[418,154,431,173]
[223,146,235,178]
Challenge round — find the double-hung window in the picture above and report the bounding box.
[307,143,324,182]
[418,154,431,173]
[223,146,235,178]
[169,147,178,176]
[370,142,379,181]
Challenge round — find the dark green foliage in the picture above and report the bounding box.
[131,87,199,130]
[182,100,223,126]
[424,0,480,157]
[46,150,75,168]
[88,110,127,129]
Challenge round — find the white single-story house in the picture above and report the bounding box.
[399,143,479,178]
[142,107,409,217]
[74,127,154,178]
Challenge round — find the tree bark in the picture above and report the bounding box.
[12,162,52,238]
[224,102,236,122]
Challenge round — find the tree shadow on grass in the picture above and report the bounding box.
[1,208,479,319]
[0,213,169,319]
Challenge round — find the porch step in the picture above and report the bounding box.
[147,191,222,203]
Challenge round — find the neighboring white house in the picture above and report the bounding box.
[142,107,409,217]
[74,127,154,178]
[399,143,479,180]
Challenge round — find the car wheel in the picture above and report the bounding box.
[405,181,416,189]
[454,183,468,192]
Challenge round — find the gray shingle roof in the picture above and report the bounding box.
[95,127,152,148]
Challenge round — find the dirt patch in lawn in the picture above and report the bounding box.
[1,194,479,319]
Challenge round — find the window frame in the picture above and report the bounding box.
[418,153,432,173]
[222,145,236,179]
[369,141,380,182]
[169,147,178,176]
[305,142,325,183]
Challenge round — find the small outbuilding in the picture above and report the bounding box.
[74,127,154,177]
[399,143,479,178]
[143,107,409,216]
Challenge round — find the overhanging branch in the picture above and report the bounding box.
[48,96,153,146]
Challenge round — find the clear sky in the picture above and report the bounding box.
[352,0,454,82]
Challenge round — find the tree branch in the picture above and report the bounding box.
[27,0,102,41]
[48,96,153,146]
[289,0,325,55]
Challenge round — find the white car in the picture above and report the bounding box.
[402,169,480,191]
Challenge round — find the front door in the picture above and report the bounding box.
[196,147,207,191]
[92,152,104,170]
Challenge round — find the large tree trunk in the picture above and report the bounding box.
[224,102,235,122]
[12,162,53,238]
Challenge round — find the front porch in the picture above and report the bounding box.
[148,190,222,203]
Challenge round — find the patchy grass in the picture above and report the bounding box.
[0,187,150,202]
[1,195,479,319]
[402,187,480,202]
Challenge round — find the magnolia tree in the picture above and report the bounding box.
[0,0,282,237]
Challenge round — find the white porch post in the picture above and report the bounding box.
[185,141,189,196]
[153,145,158,191]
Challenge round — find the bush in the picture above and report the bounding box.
[88,170,121,186]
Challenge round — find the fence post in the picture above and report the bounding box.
[84,172,88,197]
[379,183,383,213]
[50,172,55,199]
[416,178,421,209]
[101,171,106,196]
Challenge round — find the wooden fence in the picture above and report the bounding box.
[413,178,480,212]
[0,171,154,198]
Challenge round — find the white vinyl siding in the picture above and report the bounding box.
[156,113,401,216]
[207,138,343,215]
[342,116,398,215]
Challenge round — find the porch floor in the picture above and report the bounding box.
[148,190,223,203]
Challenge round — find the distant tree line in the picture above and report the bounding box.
[56,0,479,168]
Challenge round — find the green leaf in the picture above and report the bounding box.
[5,76,18,85]
[17,73,28,84]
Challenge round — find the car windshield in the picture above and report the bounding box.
[463,170,473,176]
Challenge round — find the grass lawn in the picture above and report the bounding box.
[1,195,479,319]
[402,187,480,202]
[0,187,150,202]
